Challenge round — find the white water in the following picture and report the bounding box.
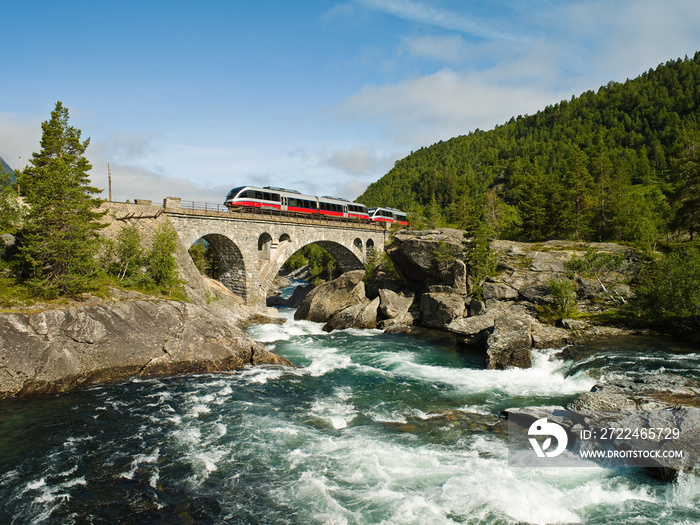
[1,309,699,524]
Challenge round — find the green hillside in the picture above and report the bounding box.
[359,53,700,246]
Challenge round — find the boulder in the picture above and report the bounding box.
[469,298,486,316]
[482,281,519,301]
[378,289,414,320]
[567,374,700,412]
[294,270,366,323]
[287,284,314,308]
[486,316,532,369]
[420,292,466,328]
[365,270,406,299]
[445,314,495,345]
[386,229,466,293]
[266,295,288,307]
[323,297,380,332]
[530,319,570,348]
[515,375,700,481]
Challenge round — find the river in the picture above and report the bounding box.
[1,302,699,524]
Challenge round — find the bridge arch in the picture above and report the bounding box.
[197,233,248,300]
[258,239,365,300]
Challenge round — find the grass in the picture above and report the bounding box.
[0,271,188,312]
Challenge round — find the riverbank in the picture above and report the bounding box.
[0,288,291,400]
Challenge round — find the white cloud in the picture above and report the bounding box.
[356,0,514,41]
[400,35,470,63]
[337,69,570,145]
[335,0,700,148]
[323,145,390,175]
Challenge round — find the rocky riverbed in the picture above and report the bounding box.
[289,228,655,369]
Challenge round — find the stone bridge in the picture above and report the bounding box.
[162,199,389,306]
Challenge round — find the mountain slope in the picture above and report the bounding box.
[358,53,700,244]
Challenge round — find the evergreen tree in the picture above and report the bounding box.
[670,125,700,239]
[15,101,105,296]
[516,162,548,240]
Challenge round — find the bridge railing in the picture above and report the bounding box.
[176,200,229,213]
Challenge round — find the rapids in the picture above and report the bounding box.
[1,306,698,524]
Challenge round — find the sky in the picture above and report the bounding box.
[2,0,700,205]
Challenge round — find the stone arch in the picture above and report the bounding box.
[258,239,365,299]
[312,240,365,273]
[279,233,291,243]
[199,233,247,300]
[258,232,273,260]
[366,238,375,254]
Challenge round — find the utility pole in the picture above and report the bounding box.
[108,162,112,202]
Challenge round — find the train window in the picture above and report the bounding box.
[263,192,271,201]
[255,192,263,199]
[288,198,297,207]
[271,193,280,202]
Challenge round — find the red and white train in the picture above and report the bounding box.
[224,186,408,225]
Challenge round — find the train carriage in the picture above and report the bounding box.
[367,207,409,225]
[224,185,401,225]
[224,186,318,215]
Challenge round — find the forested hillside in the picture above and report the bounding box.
[359,53,700,247]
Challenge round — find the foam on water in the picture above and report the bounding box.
[2,312,699,524]
[378,347,596,400]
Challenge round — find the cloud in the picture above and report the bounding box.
[356,0,514,41]
[334,0,700,148]
[337,178,371,201]
[90,162,232,205]
[400,35,470,63]
[323,145,393,176]
[336,68,570,145]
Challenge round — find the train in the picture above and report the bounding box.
[224,185,409,225]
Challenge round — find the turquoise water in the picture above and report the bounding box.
[1,307,699,524]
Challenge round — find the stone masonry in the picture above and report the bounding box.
[130,198,391,306]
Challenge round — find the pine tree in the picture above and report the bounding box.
[16,101,105,296]
[670,126,700,240]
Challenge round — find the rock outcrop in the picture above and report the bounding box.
[294,270,367,323]
[293,230,645,369]
[506,374,700,481]
[0,298,292,400]
[486,316,532,369]
[386,229,468,294]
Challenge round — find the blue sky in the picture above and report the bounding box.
[2,0,700,204]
